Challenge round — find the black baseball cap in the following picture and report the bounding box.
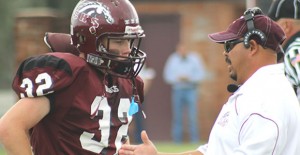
[268,0,300,21]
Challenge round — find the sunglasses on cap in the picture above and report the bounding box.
[224,39,244,53]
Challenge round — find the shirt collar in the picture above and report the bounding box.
[233,64,284,95]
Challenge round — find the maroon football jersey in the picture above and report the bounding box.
[12,52,144,155]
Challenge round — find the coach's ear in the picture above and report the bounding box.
[247,39,259,56]
[44,32,80,56]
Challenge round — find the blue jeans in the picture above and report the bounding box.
[171,88,199,143]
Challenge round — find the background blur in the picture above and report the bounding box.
[0,0,273,143]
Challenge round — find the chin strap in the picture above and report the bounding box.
[128,78,140,116]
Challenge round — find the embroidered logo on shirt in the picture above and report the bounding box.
[217,111,230,127]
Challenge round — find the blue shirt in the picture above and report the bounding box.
[163,52,205,90]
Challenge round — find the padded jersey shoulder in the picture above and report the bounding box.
[12,52,87,98]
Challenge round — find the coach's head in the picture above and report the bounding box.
[208,7,286,84]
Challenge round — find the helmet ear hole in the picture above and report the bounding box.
[78,35,86,44]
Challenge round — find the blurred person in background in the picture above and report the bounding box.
[163,42,206,143]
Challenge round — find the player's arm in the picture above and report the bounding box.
[0,54,76,155]
[0,96,50,155]
[119,131,204,155]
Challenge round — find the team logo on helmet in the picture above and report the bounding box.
[72,1,115,34]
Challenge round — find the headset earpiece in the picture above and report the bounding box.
[243,7,266,48]
[244,29,266,48]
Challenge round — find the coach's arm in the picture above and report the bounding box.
[119,130,204,155]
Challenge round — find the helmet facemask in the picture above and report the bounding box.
[86,33,146,79]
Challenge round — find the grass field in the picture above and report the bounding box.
[0,142,201,154]
[0,145,4,155]
[156,142,201,152]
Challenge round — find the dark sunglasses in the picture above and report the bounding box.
[224,39,244,53]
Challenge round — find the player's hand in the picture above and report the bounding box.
[119,130,158,155]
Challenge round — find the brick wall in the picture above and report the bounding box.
[14,8,68,70]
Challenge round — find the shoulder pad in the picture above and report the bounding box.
[12,53,85,98]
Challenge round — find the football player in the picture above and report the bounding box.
[0,0,146,155]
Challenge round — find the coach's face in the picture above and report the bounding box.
[223,39,247,83]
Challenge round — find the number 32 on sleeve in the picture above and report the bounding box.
[20,72,54,98]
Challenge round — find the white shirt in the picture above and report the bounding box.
[198,64,300,155]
